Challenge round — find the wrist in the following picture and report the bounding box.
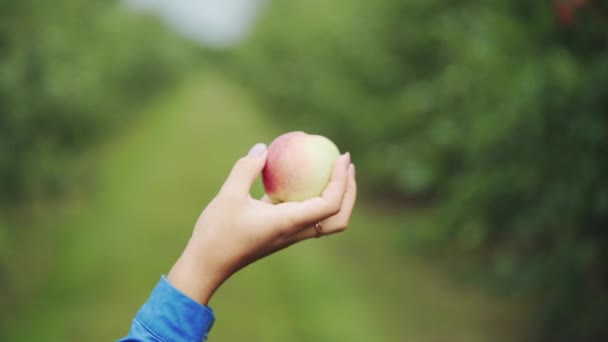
[167,239,229,306]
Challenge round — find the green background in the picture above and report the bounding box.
[1,0,606,341]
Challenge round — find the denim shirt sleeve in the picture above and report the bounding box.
[118,275,215,342]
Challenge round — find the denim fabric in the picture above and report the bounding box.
[118,276,215,342]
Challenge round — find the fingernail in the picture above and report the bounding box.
[350,163,355,177]
[344,152,351,166]
[247,143,266,157]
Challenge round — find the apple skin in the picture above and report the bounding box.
[262,131,340,203]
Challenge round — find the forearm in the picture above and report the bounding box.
[167,239,229,306]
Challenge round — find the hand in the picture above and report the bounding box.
[168,143,357,305]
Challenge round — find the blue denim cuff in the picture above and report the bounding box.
[134,275,215,342]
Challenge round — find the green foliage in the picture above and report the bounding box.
[0,0,196,332]
[225,0,608,340]
[0,0,194,205]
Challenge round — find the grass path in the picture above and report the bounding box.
[6,74,526,341]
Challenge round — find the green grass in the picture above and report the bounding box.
[5,74,528,341]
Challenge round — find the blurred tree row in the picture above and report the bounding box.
[0,0,195,328]
[0,0,194,206]
[225,0,608,340]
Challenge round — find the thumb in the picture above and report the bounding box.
[221,143,267,196]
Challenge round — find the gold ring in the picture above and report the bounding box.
[314,221,323,238]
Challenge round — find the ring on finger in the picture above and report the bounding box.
[314,221,323,238]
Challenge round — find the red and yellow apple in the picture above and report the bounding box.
[262,131,340,203]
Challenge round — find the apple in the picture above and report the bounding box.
[262,131,340,203]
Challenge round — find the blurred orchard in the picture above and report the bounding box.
[1,0,607,341]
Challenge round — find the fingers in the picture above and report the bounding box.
[275,153,351,229]
[220,143,267,196]
[287,163,357,243]
[324,163,357,234]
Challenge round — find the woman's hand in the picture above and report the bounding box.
[168,143,357,305]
